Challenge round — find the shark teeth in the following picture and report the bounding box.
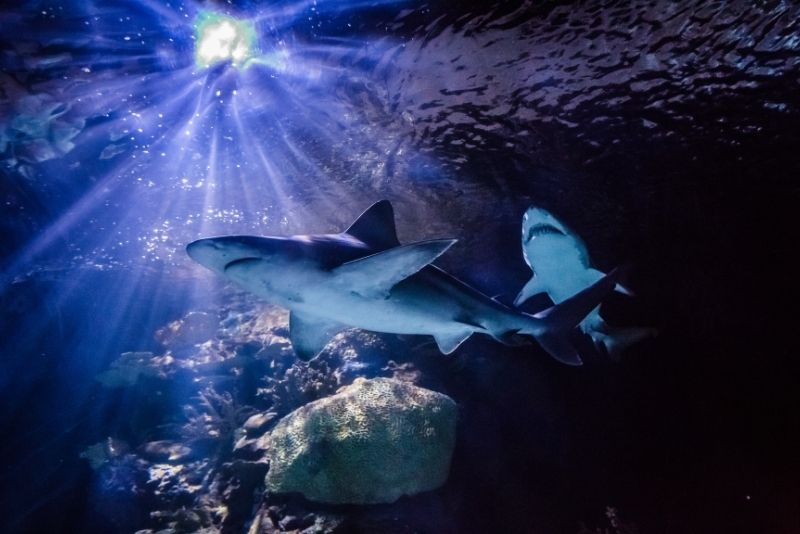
[524,223,565,243]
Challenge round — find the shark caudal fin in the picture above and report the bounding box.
[521,268,623,365]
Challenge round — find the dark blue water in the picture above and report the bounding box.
[1,1,799,532]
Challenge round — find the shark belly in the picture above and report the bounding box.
[299,273,482,336]
[297,265,515,339]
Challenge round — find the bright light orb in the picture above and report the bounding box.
[195,12,257,69]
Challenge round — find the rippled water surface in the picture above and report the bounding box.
[1,1,798,533]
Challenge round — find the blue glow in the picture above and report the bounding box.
[0,1,417,524]
[1,0,411,284]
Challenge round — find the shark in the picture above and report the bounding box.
[187,200,623,365]
[514,206,656,360]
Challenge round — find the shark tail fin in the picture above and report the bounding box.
[518,268,623,366]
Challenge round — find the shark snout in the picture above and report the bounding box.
[187,235,275,274]
[186,238,230,272]
[186,238,214,258]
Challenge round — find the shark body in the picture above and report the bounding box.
[514,206,656,359]
[187,200,621,365]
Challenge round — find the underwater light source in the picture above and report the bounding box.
[195,12,256,69]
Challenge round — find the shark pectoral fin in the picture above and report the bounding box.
[289,312,344,361]
[344,200,401,250]
[536,332,583,366]
[585,268,606,284]
[433,330,473,355]
[533,267,621,326]
[588,267,634,296]
[614,283,634,296]
[332,239,456,299]
[514,275,547,306]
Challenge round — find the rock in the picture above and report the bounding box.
[265,377,458,504]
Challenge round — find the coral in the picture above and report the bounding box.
[181,386,256,450]
[382,360,422,383]
[85,295,445,532]
[201,460,269,531]
[146,461,208,506]
[247,503,344,534]
[258,355,341,417]
[156,311,221,351]
[266,377,458,504]
[256,326,391,417]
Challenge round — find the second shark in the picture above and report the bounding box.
[515,206,656,359]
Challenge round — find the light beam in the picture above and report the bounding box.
[195,12,257,69]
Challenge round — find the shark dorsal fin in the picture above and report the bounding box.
[344,200,401,250]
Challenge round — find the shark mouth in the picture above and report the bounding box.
[224,257,263,272]
[524,223,565,243]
